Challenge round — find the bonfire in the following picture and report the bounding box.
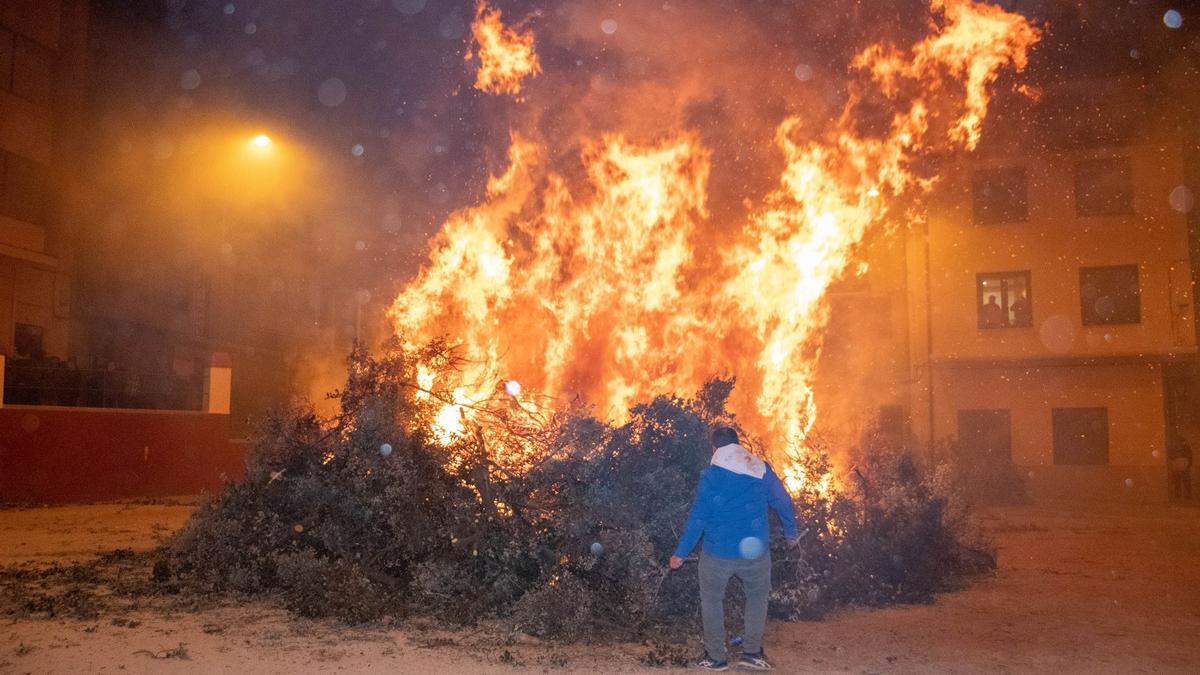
[158,0,1036,638]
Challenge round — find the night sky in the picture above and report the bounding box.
[83,0,1198,296]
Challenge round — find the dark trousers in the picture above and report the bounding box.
[698,552,770,661]
[1169,469,1192,500]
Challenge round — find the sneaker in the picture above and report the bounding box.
[698,652,729,671]
[737,650,773,670]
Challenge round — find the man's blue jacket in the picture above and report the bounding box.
[673,461,800,560]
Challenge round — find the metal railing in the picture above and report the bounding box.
[2,361,205,411]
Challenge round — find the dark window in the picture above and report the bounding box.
[957,409,1012,462]
[972,167,1028,224]
[188,273,209,337]
[1074,157,1134,217]
[0,27,14,92]
[1080,265,1140,325]
[0,151,48,225]
[11,35,53,108]
[1052,408,1109,465]
[13,322,43,358]
[977,271,1032,329]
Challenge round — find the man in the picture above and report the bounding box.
[1009,292,1031,326]
[979,295,1005,328]
[670,426,800,671]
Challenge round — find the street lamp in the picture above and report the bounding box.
[222,132,280,256]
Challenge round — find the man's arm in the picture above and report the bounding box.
[765,464,800,540]
[672,471,711,560]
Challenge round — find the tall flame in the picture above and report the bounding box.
[391,0,1039,486]
[467,1,541,96]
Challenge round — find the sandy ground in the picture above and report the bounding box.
[0,500,195,567]
[1,500,1198,673]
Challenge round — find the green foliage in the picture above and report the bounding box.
[157,340,994,638]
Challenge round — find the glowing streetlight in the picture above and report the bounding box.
[252,134,272,149]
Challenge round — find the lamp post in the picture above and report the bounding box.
[223,132,279,250]
[218,132,282,351]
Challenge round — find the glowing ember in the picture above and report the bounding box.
[433,390,469,447]
[467,1,541,96]
[390,0,1040,488]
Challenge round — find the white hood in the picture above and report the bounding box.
[711,443,766,479]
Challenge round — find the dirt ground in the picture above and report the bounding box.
[0,499,195,568]
[1,500,1198,674]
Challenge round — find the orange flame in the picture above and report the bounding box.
[855,0,1039,149]
[467,1,541,96]
[391,0,1039,488]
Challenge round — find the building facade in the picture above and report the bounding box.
[0,1,368,427]
[902,101,1198,501]
[0,1,88,363]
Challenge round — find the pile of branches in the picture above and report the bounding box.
[154,341,994,638]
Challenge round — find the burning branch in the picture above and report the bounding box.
[467,1,541,96]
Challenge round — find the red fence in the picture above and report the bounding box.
[0,405,245,503]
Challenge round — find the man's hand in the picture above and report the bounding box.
[669,555,684,570]
[786,529,809,549]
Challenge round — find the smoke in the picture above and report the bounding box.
[492,1,842,227]
[76,3,423,429]
[92,0,1177,444]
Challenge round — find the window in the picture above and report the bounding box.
[0,27,13,92]
[1052,408,1109,465]
[0,28,54,106]
[13,322,43,358]
[972,167,1028,224]
[0,150,48,225]
[957,409,1012,462]
[1080,265,1139,325]
[977,271,1032,329]
[1074,157,1134,216]
[11,35,53,108]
